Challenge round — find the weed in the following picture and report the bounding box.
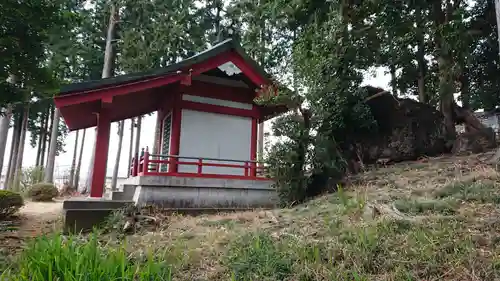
[226,233,294,281]
[435,180,500,203]
[1,232,172,281]
[394,198,458,215]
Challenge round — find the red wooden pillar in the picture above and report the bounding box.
[168,92,182,173]
[250,117,258,176]
[90,109,111,198]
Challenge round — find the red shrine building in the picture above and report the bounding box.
[54,39,286,206]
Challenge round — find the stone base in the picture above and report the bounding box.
[63,198,134,234]
[130,176,278,208]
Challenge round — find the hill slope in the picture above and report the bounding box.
[117,152,500,280]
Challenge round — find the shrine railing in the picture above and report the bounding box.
[129,148,270,180]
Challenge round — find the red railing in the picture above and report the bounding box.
[129,148,269,180]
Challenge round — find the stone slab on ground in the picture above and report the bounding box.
[63,198,134,234]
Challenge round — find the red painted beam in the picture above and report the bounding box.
[228,53,268,87]
[168,92,182,173]
[55,74,180,108]
[180,100,259,118]
[90,109,111,198]
[180,81,255,104]
[250,115,258,176]
[55,52,233,109]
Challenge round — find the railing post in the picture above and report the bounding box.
[244,162,249,177]
[197,158,203,174]
[250,161,257,177]
[143,147,150,175]
[133,154,139,177]
[168,155,178,173]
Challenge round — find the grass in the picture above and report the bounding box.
[3,153,500,280]
[1,232,172,281]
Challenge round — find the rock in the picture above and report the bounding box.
[452,128,497,155]
[305,173,343,198]
[357,86,448,163]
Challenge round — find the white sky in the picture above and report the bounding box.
[0,67,392,182]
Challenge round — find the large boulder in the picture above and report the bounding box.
[452,128,497,155]
[358,86,448,163]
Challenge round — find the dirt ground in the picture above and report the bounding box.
[0,200,63,255]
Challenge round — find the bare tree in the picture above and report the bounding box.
[44,108,60,183]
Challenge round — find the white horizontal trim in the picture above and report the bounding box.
[182,94,253,110]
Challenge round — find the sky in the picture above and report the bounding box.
[0,67,393,183]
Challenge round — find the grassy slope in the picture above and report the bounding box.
[123,153,500,280]
[4,153,500,280]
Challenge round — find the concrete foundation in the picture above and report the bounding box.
[112,176,278,208]
[63,198,134,233]
[66,176,277,233]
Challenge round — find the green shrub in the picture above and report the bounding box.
[1,232,172,281]
[27,183,59,202]
[0,190,24,218]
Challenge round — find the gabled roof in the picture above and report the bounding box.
[55,38,290,131]
[59,38,270,95]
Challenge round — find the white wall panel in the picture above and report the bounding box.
[178,109,252,176]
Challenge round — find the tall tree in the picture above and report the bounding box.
[86,2,119,192]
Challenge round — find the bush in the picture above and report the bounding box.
[0,190,24,218]
[27,183,59,202]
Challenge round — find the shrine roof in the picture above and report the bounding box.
[59,38,270,95]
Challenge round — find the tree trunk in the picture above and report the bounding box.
[134,115,142,157]
[416,4,427,103]
[434,0,456,140]
[85,3,119,193]
[6,112,21,189]
[84,129,97,193]
[389,64,397,96]
[0,105,12,182]
[35,128,43,167]
[128,117,135,175]
[35,108,48,166]
[0,75,16,184]
[39,106,50,167]
[44,108,60,183]
[13,105,29,191]
[69,130,79,187]
[111,121,124,191]
[45,105,55,166]
[74,129,86,190]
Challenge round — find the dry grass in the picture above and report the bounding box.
[98,152,500,280]
[5,152,500,280]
